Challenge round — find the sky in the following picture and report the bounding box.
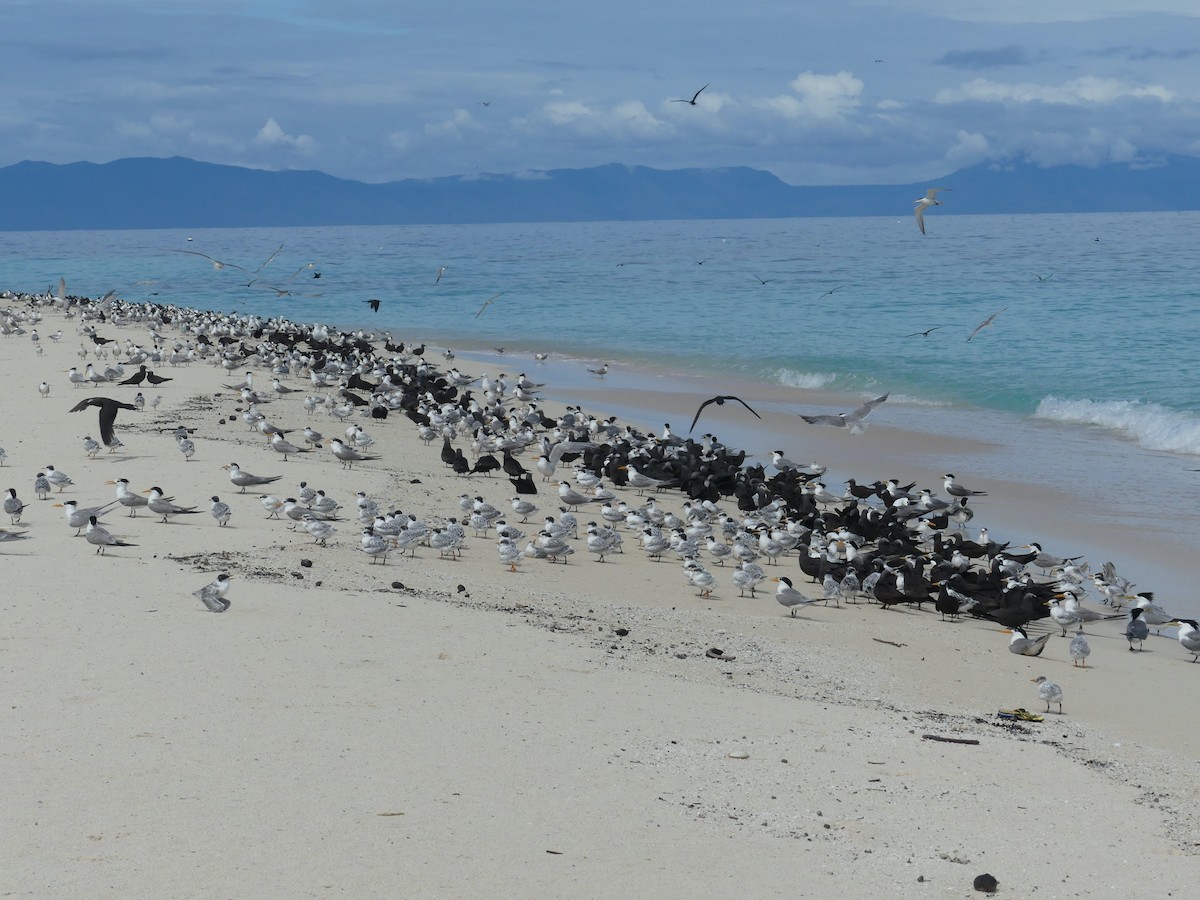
[3,1,1198,186]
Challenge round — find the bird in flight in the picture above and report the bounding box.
[1031,272,1055,282]
[671,83,710,106]
[474,292,503,319]
[966,307,1006,342]
[906,325,945,338]
[170,249,245,271]
[69,396,139,447]
[365,299,381,312]
[799,393,889,434]
[752,275,772,285]
[817,285,847,300]
[914,188,950,235]
[689,395,762,433]
[436,266,447,285]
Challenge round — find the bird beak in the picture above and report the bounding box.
[141,489,152,494]
[1000,629,1013,634]
[770,577,781,583]
[52,503,63,508]
[105,480,116,485]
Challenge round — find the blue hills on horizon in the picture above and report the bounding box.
[2,154,1199,230]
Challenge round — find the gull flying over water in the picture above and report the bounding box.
[799,393,888,434]
[914,187,950,235]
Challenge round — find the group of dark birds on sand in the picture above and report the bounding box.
[7,284,1197,659]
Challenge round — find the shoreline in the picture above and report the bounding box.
[1,289,1197,896]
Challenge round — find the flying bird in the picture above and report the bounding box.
[799,393,888,434]
[169,249,245,271]
[671,83,710,106]
[365,299,381,312]
[905,325,945,338]
[474,292,503,319]
[914,188,950,235]
[435,266,447,284]
[68,396,139,447]
[817,285,847,300]
[689,395,762,433]
[966,307,1007,342]
[1031,272,1055,282]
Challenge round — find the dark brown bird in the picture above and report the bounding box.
[689,395,761,433]
[69,397,138,447]
[671,83,709,106]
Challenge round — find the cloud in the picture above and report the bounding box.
[424,109,475,139]
[254,117,314,150]
[761,71,863,120]
[933,45,1034,69]
[935,76,1174,105]
[1090,45,1200,61]
[539,99,672,138]
[944,130,993,168]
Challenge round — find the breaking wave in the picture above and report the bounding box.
[1034,396,1200,455]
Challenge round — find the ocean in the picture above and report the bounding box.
[4,213,1200,612]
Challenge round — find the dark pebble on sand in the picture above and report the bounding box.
[409,478,422,484]
[218,418,226,425]
[300,559,313,568]
[615,628,629,636]
[973,873,998,893]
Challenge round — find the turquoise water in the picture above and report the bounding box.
[5,213,1200,614]
[6,212,1199,452]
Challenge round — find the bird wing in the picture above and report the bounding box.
[474,292,503,319]
[966,307,1006,342]
[914,205,926,234]
[689,397,719,433]
[692,83,710,102]
[799,413,846,427]
[846,393,888,423]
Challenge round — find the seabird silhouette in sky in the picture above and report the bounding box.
[671,83,709,106]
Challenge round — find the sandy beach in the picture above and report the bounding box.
[2,293,1198,898]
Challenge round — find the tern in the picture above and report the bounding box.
[799,393,888,434]
[772,576,817,617]
[85,516,136,554]
[966,307,1006,342]
[194,573,233,612]
[914,187,949,235]
[223,463,283,493]
[1032,675,1063,714]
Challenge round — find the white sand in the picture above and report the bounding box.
[2,297,1197,898]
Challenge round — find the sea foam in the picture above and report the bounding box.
[1034,397,1200,455]
[775,368,836,390]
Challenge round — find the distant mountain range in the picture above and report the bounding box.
[2,154,1199,231]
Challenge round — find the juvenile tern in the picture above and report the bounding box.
[1068,626,1091,668]
[1032,675,1063,714]
[209,496,232,526]
[194,573,233,612]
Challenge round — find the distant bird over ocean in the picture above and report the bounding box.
[914,187,949,235]
[365,299,381,312]
[966,307,1006,342]
[474,292,503,319]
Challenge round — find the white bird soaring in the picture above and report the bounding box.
[914,187,949,235]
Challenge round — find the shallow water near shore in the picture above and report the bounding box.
[5,211,1200,614]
